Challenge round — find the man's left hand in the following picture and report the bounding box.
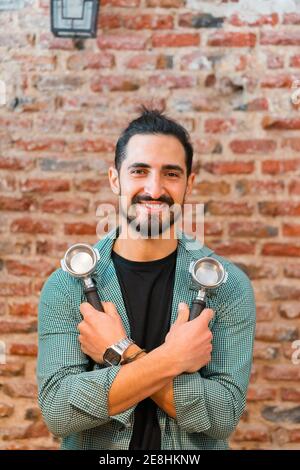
[78,301,127,363]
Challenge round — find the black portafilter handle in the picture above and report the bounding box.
[189,299,206,321]
[84,284,104,312]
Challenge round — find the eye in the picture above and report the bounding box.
[130,169,147,175]
[165,172,179,178]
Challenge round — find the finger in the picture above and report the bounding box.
[197,308,214,326]
[174,302,190,325]
[80,302,96,319]
[102,301,120,318]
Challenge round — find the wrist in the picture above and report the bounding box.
[122,344,147,363]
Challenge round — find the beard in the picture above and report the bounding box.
[121,193,183,238]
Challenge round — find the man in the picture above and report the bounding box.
[37,107,256,450]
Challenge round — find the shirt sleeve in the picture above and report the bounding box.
[37,270,136,438]
[173,264,256,439]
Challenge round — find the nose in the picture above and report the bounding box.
[144,173,165,200]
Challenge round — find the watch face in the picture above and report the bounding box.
[103,348,121,366]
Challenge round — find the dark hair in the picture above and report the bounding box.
[114,106,194,177]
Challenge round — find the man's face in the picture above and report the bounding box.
[110,134,195,237]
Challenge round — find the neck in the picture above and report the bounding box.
[112,223,178,262]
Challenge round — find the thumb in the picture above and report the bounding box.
[174,302,190,325]
[197,308,214,326]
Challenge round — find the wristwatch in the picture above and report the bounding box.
[103,337,134,366]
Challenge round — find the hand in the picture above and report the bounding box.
[78,301,127,363]
[164,302,214,374]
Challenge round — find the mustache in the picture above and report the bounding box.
[131,194,174,206]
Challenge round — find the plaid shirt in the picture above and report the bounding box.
[37,229,256,450]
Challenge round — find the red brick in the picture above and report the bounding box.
[289,180,300,195]
[194,138,222,154]
[207,32,256,47]
[10,217,54,234]
[261,74,297,88]
[232,425,270,442]
[261,160,300,174]
[148,74,196,89]
[8,302,38,317]
[261,31,300,46]
[207,201,253,216]
[67,52,115,71]
[229,222,278,238]
[9,343,37,357]
[283,13,300,24]
[196,181,230,196]
[266,285,300,301]
[283,224,300,237]
[15,138,65,152]
[125,53,172,70]
[255,324,298,342]
[284,264,300,279]
[259,202,300,217]
[41,198,89,214]
[0,156,33,171]
[152,33,200,47]
[290,55,300,68]
[0,403,14,418]
[236,179,284,196]
[205,118,237,133]
[3,380,37,398]
[6,259,55,277]
[0,362,25,377]
[288,429,300,443]
[98,14,122,29]
[64,223,97,236]
[209,241,255,256]
[279,304,300,319]
[262,117,300,130]
[24,421,49,439]
[230,139,276,153]
[247,386,277,401]
[97,34,148,50]
[122,14,174,30]
[0,320,37,334]
[236,263,278,280]
[256,304,275,322]
[247,97,269,111]
[0,196,34,212]
[203,161,254,175]
[21,179,70,193]
[262,243,300,257]
[39,33,75,50]
[91,76,140,92]
[204,222,223,236]
[263,365,300,381]
[146,0,184,7]
[281,388,300,401]
[12,54,57,72]
[67,138,114,153]
[0,282,31,297]
[282,138,300,151]
[229,13,278,27]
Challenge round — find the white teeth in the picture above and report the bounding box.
[143,203,165,209]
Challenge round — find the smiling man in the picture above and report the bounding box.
[37,107,256,450]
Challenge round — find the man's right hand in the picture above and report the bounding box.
[164,302,214,374]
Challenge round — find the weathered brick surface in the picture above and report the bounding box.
[0,0,299,451]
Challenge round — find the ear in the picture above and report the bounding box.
[108,166,120,195]
[185,172,195,196]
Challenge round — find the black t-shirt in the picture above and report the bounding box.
[111,248,177,450]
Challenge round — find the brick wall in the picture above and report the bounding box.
[0,0,300,450]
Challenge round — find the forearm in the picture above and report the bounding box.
[108,343,178,416]
[120,344,176,418]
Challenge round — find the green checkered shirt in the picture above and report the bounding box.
[37,229,256,450]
